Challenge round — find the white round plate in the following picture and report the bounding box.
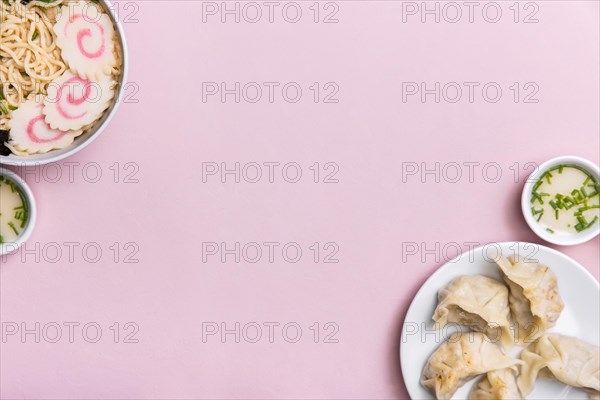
[400,242,599,399]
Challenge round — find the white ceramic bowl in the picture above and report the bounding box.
[0,0,128,166]
[0,168,37,257]
[522,156,600,246]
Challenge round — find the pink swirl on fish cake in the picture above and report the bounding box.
[65,14,106,59]
[27,105,66,144]
[55,76,92,120]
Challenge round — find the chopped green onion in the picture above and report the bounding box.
[571,189,584,203]
[575,216,599,232]
[536,212,543,222]
[563,196,575,210]
[531,164,599,233]
[7,222,19,236]
[531,207,544,215]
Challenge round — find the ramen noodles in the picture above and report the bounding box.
[0,0,122,156]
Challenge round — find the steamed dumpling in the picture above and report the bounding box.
[496,256,563,343]
[433,275,513,349]
[421,332,522,400]
[518,334,599,397]
[53,1,117,80]
[469,368,522,400]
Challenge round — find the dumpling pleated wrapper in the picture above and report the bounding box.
[433,275,514,349]
[44,70,115,132]
[8,98,79,154]
[518,334,600,397]
[421,332,522,400]
[496,256,564,343]
[469,368,522,400]
[54,1,117,80]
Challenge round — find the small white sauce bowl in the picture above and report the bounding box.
[522,156,600,246]
[0,168,36,257]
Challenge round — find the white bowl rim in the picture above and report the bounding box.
[0,0,129,166]
[0,168,37,257]
[521,155,600,246]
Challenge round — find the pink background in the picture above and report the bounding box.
[1,1,599,398]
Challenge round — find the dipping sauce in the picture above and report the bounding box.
[531,165,600,235]
[0,175,29,244]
